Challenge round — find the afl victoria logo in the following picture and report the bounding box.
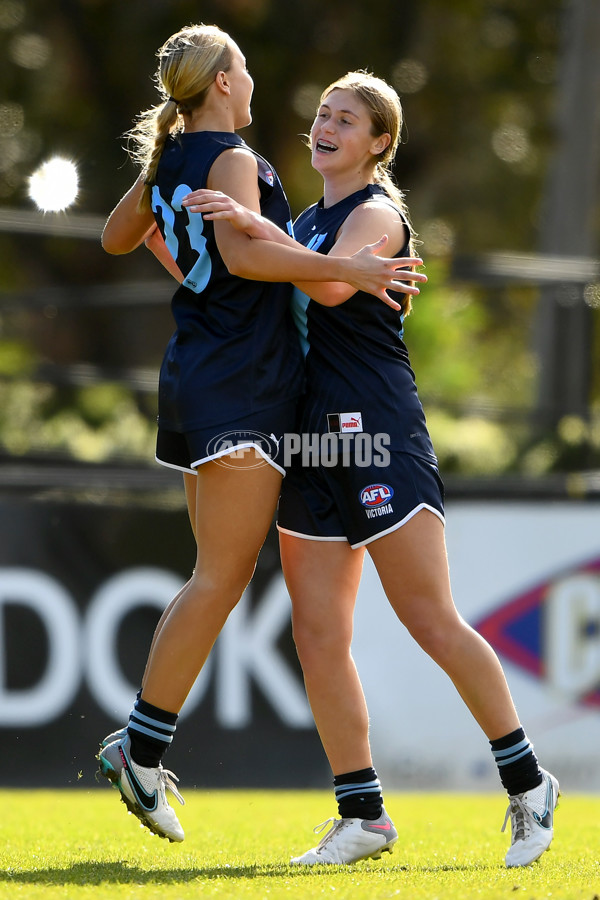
[359,484,394,508]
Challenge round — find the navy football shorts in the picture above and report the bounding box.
[277,450,445,549]
[156,399,298,476]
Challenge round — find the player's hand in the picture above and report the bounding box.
[349,236,427,309]
[182,189,258,233]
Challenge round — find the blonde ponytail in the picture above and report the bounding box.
[124,24,232,212]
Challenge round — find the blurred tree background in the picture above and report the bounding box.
[0,0,598,478]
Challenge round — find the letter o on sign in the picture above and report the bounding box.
[84,568,184,721]
[0,568,80,726]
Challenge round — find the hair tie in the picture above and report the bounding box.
[168,96,179,105]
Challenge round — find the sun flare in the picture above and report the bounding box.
[28,156,79,212]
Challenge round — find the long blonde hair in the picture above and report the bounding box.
[126,24,232,212]
[320,71,416,314]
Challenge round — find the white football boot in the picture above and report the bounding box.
[97,734,185,842]
[290,808,397,865]
[99,726,128,749]
[502,769,559,867]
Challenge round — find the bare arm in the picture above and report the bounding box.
[182,186,425,307]
[295,201,412,306]
[183,189,292,244]
[201,151,425,308]
[144,223,184,283]
[102,175,185,283]
[101,175,156,255]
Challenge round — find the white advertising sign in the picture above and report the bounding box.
[353,501,600,791]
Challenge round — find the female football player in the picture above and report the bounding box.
[183,70,559,869]
[96,27,425,844]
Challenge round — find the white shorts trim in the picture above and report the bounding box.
[277,503,445,549]
[155,455,196,475]
[277,525,348,543]
[192,442,286,477]
[352,503,445,549]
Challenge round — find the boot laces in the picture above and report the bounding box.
[159,767,185,806]
[313,817,346,849]
[501,797,532,843]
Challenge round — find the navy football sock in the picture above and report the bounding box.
[490,727,542,796]
[127,697,178,768]
[334,767,384,820]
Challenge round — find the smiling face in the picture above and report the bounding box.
[309,88,391,182]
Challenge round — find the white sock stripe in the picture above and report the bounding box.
[128,721,174,743]
[130,709,177,732]
[492,737,531,760]
[496,746,534,766]
[335,779,382,798]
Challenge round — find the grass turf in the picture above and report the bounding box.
[0,789,598,899]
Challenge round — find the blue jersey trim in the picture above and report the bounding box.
[305,232,328,252]
[291,287,310,357]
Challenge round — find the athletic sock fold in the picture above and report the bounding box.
[334,766,383,820]
[127,697,178,768]
[490,726,542,796]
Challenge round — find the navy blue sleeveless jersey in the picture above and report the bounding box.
[151,131,303,432]
[291,184,436,462]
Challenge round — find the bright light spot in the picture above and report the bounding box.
[292,83,322,119]
[391,59,428,94]
[491,124,530,164]
[10,31,51,68]
[584,283,600,309]
[558,415,588,445]
[421,218,455,257]
[28,157,79,212]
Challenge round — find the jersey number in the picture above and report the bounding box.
[152,184,212,294]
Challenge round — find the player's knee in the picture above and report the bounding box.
[406,611,458,663]
[292,614,351,666]
[191,557,257,604]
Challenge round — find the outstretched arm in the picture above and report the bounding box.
[308,200,415,306]
[182,187,425,308]
[188,159,426,309]
[183,189,292,245]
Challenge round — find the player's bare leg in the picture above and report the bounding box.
[99,473,198,748]
[368,509,559,866]
[142,451,282,711]
[99,450,282,840]
[281,535,370,774]
[367,509,520,739]
[282,535,397,865]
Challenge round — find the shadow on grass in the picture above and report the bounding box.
[0,860,495,885]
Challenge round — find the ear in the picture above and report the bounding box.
[215,70,230,95]
[370,132,391,157]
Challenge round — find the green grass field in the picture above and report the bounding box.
[0,789,598,900]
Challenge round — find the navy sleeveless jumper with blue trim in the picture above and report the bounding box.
[151,131,303,434]
[290,184,436,462]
